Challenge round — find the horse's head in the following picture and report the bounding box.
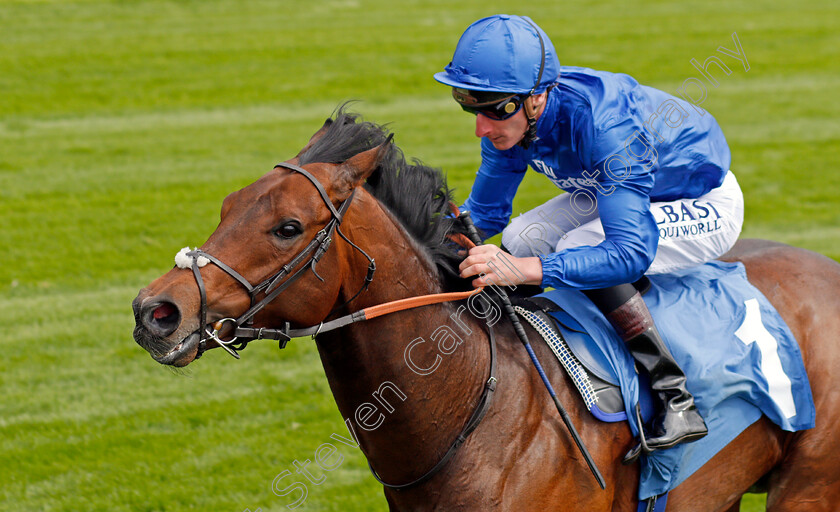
[132,133,388,367]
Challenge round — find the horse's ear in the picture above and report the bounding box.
[334,135,393,198]
[292,118,334,162]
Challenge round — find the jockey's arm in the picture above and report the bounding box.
[460,139,528,238]
[459,119,659,290]
[531,120,661,289]
[460,179,659,290]
[538,183,659,289]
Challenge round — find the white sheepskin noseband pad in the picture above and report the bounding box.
[175,247,210,269]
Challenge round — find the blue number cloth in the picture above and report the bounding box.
[539,260,815,499]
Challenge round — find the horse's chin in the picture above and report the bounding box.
[152,332,201,367]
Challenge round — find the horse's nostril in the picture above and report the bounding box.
[153,303,176,320]
[142,300,181,338]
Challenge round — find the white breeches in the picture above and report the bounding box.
[501,171,744,275]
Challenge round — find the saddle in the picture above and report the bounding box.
[513,295,651,423]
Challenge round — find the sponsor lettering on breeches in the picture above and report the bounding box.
[656,199,723,241]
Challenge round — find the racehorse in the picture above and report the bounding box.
[132,109,840,511]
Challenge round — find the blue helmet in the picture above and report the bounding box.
[434,15,560,95]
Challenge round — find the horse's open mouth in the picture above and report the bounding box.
[153,331,201,367]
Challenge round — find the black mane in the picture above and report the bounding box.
[298,106,471,290]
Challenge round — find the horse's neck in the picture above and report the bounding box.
[315,194,491,482]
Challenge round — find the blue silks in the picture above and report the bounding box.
[462,66,731,289]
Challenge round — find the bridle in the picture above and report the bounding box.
[184,160,375,360]
[177,157,499,490]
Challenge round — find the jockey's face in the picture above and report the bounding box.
[473,93,547,151]
[474,108,529,150]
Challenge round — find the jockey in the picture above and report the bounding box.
[436,14,744,458]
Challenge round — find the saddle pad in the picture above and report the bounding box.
[535,260,815,500]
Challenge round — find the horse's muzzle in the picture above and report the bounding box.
[132,292,198,366]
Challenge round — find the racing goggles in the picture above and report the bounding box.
[452,88,525,121]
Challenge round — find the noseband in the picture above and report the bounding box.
[183,161,375,359]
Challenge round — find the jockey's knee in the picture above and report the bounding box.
[502,216,555,258]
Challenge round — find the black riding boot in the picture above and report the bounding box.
[584,281,708,459]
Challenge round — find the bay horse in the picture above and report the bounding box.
[132,110,840,511]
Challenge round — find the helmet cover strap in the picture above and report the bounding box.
[518,95,540,149]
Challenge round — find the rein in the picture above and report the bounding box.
[179,159,500,489]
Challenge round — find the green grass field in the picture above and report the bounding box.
[2,1,838,510]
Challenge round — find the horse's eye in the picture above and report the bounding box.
[275,222,302,239]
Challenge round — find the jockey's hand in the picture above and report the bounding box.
[458,244,543,288]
